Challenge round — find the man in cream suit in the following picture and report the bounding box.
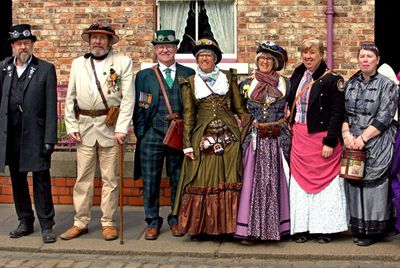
[61,21,134,241]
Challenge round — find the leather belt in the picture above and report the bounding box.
[79,108,109,117]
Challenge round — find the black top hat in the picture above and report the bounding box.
[81,21,120,44]
[256,41,288,71]
[151,30,180,46]
[192,38,223,64]
[8,24,37,43]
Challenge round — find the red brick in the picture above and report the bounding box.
[0,195,14,203]
[54,178,66,186]
[58,195,73,204]
[0,177,11,184]
[93,178,102,187]
[94,187,102,197]
[127,197,144,206]
[160,179,171,188]
[122,179,135,188]
[1,186,13,195]
[159,197,170,206]
[133,179,143,187]
[66,178,77,186]
[93,196,101,205]
[52,196,59,204]
[52,187,70,196]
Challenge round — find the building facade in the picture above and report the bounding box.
[5,0,397,84]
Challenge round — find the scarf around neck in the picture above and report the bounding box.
[250,70,282,102]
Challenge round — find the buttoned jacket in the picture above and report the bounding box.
[288,61,345,147]
[0,55,57,172]
[64,51,135,147]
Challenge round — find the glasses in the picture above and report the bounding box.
[9,30,32,39]
[156,34,175,42]
[258,56,274,62]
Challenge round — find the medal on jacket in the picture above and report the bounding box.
[107,68,121,94]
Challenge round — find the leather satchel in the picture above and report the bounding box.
[257,121,281,138]
[152,65,184,150]
[163,119,184,150]
[105,106,119,126]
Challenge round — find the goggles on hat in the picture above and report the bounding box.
[90,21,110,28]
[157,34,175,42]
[9,30,32,39]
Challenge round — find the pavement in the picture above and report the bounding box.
[0,204,400,263]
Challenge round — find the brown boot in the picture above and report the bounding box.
[60,225,88,240]
[102,226,118,241]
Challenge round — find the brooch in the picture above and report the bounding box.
[242,84,250,98]
[28,66,36,79]
[107,68,121,94]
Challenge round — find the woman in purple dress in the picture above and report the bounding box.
[235,41,291,243]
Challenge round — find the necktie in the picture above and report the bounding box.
[165,68,174,89]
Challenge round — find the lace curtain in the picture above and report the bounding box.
[158,0,235,54]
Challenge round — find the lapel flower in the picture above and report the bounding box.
[28,66,36,79]
[107,68,121,94]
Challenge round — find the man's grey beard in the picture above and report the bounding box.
[17,51,32,64]
[91,46,111,57]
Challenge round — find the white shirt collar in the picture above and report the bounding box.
[158,62,176,73]
[13,56,33,77]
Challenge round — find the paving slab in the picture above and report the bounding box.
[0,204,399,263]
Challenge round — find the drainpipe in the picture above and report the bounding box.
[326,0,335,69]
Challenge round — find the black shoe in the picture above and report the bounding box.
[42,228,57,243]
[317,234,333,244]
[357,238,376,247]
[9,223,34,238]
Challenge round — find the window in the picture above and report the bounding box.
[158,0,237,62]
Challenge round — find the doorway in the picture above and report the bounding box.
[376,1,400,74]
[0,0,12,60]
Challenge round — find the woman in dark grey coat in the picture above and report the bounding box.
[342,43,398,246]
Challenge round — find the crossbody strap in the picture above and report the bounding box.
[152,65,173,114]
[90,57,109,109]
[288,70,331,124]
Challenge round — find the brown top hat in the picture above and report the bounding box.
[81,21,120,44]
[192,38,223,64]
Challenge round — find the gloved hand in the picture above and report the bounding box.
[43,143,55,157]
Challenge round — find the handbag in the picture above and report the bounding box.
[339,148,366,180]
[90,57,119,127]
[105,106,120,126]
[163,119,184,151]
[152,65,184,150]
[257,121,281,138]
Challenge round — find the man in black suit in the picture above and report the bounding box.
[0,24,57,243]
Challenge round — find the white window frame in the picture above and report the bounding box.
[156,0,238,63]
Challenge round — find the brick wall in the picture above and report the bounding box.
[4,0,376,205]
[0,176,172,206]
[11,0,375,83]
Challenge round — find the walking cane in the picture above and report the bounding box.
[119,143,124,245]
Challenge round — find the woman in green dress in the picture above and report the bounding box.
[172,38,249,238]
